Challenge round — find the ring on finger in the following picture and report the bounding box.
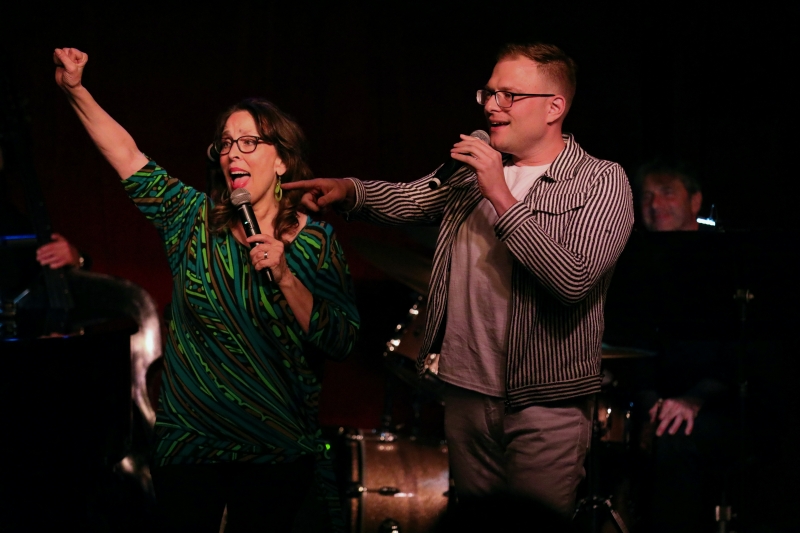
[263,251,268,260]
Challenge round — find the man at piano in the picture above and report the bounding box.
[1,143,88,270]
[35,233,89,270]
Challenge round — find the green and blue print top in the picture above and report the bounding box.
[124,161,360,467]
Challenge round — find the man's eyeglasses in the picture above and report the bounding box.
[476,89,555,109]
[214,136,268,156]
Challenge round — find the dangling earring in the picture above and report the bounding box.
[274,174,283,201]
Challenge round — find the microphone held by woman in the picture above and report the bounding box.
[231,188,273,282]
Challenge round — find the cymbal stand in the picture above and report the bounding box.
[380,364,429,440]
[714,288,754,533]
[573,396,629,533]
[379,373,398,440]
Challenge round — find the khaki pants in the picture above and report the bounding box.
[443,384,593,517]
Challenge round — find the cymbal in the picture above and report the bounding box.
[349,236,432,295]
[601,344,656,359]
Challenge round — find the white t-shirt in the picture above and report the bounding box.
[438,163,549,397]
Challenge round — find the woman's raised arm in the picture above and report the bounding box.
[54,48,148,179]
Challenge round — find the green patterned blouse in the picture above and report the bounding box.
[124,161,360,467]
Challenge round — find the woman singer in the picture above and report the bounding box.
[53,47,360,532]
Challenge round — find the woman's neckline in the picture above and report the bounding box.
[229,212,310,248]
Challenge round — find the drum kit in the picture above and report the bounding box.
[338,291,451,532]
[336,232,661,533]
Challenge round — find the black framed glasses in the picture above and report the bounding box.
[476,89,555,108]
[214,136,268,156]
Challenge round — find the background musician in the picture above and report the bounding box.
[638,159,706,233]
[632,160,737,533]
[35,232,89,270]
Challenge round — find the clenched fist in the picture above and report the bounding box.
[54,48,88,92]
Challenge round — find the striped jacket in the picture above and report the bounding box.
[349,134,633,408]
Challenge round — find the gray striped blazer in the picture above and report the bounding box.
[348,134,634,408]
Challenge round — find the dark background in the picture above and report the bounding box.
[2,4,796,433]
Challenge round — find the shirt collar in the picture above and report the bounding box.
[539,133,585,183]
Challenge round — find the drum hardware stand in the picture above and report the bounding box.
[573,395,629,533]
[379,373,400,442]
[379,378,430,442]
[380,357,430,441]
[380,373,396,437]
[715,493,735,533]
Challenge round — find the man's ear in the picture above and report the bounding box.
[690,191,703,217]
[547,95,567,125]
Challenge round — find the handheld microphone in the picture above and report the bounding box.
[230,188,274,282]
[428,130,490,190]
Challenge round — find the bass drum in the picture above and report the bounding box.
[341,428,450,533]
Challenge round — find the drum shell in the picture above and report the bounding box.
[385,297,426,364]
[342,429,449,533]
[596,393,633,444]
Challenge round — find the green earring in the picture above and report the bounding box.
[274,175,283,202]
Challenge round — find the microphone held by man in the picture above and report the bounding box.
[428,129,491,190]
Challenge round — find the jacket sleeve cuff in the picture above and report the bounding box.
[338,177,365,220]
[494,200,535,241]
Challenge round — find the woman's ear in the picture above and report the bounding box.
[274,157,287,178]
[207,143,219,162]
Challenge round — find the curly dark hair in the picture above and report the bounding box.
[207,98,312,242]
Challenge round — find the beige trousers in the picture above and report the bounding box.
[443,383,593,517]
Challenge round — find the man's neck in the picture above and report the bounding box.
[511,129,566,167]
[682,220,700,231]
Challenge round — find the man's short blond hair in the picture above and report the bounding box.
[497,43,577,110]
